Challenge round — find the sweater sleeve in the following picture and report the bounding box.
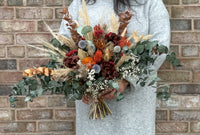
[148,0,171,71]
[59,0,80,37]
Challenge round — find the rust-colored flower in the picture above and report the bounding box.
[81,57,96,69]
[118,36,131,49]
[100,61,118,80]
[93,38,107,50]
[64,56,79,69]
[94,50,103,63]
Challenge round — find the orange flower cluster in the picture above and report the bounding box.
[23,67,52,77]
[118,36,131,49]
[94,50,103,63]
[81,57,96,69]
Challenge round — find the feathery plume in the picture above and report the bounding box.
[115,55,131,68]
[109,11,120,34]
[57,33,77,50]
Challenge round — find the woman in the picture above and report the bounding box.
[59,0,170,134]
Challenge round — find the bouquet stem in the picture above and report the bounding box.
[88,98,112,120]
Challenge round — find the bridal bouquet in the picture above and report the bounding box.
[9,0,179,120]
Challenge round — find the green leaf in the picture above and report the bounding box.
[24,96,31,102]
[72,81,80,89]
[157,45,168,53]
[81,25,92,35]
[9,97,15,103]
[136,45,144,54]
[115,92,124,101]
[36,88,44,96]
[144,41,158,51]
[77,27,83,36]
[166,52,181,67]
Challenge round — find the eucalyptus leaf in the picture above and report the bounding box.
[81,25,92,35]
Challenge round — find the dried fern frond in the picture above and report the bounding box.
[52,68,73,81]
[115,55,131,68]
[57,33,77,50]
[109,11,120,34]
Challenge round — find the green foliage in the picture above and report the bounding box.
[166,52,181,67]
[81,25,93,35]
[156,85,171,101]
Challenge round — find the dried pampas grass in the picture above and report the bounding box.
[57,34,77,50]
[79,0,93,41]
[115,55,131,68]
[38,38,66,57]
[52,68,73,81]
[109,12,120,34]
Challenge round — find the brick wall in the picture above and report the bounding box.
[0,0,199,134]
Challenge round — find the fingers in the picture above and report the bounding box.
[101,89,116,100]
[82,95,89,104]
[99,89,113,97]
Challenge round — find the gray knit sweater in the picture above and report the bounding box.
[59,0,170,135]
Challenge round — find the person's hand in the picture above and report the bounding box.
[82,95,89,104]
[99,79,129,100]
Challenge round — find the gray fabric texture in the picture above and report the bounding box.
[59,0,170,134]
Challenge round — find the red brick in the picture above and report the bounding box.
[16,8,53,19]
[27,0,43,6]
[0,21,35,32]
[170,84,200,94]
[156,110,167,121]
[16,33,52,45]
[182,45,199,57]
[0,59,17,70]
[0,34,13,45]
[182,0,199,4]
[0,72,22,84]
[29,96,47,108]
[65,0,73,6]
[159,61,171,70]
[175,59,200,70]
[193,71,200,83]
[55,8,63,19]
[163,0,179,5]
[181,96,200,108]
[46,0,63,6]
[158,71,191,82]
[0,8,14,20]
[7,0,23,6]
[55,109,76,120]
[38,121,74,132]
[171,32,200,44]
[54,132,75,135]
[191,122,200,133]
[160,95,180,108]
[27,45,48,58]
[0,46,5,58]
[170,110,200,121]
[172,6,200,18]
[38,20,61,32]
[156,122,188,133]
[0,97,9,108]
[7,46,25,58]
[13,97,27,108]
[18,59,48,71]
[48,96,67,107]
[0,122,36,132]
[0,110,12,121]
[17,109,53,120]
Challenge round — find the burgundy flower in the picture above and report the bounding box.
[100,61,118,80]
[64,56,79,69]
[105,32,121,46]
[66,50,78,57]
